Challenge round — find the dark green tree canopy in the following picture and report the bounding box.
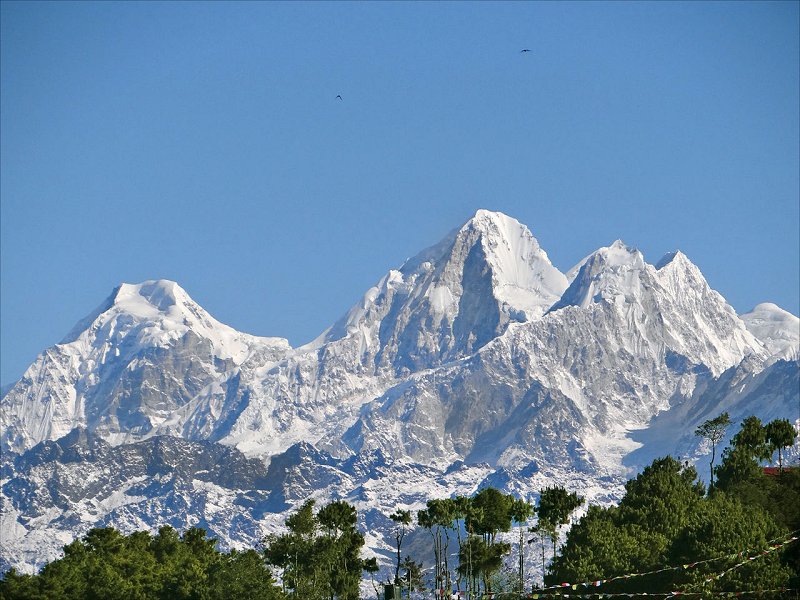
[0,526,280,600]
[694,412,731,488]
[766,418,797,472]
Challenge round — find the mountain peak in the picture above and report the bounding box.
[741,303,800,361]
[550,240,645,311]
[459,210,529,246]
[112,279,188,315]
[325,209,567,370]
[61,279,289,358]
[61,280,193,345]
[466,208,515,229]
[457,209,568,318]
[602,239,644,266]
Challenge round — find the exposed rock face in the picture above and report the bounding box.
[1,210,797,574]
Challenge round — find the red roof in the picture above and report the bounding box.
[763,467,795,476]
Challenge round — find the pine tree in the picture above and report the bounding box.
[766,418,797,474]
[389,509,412,592]
[694,412,731,489]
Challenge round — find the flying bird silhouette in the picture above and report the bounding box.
[336,94,343,100]
[520,49,531,53]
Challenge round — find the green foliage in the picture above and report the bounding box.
[731,416,771,461]
[715,444,763,491]
[694,411,731,488]
[389,509,412,587]
[4,415,793,599]
[469,487,514,542]
[263,498,368,599]
[549,446,798,595]
[536,485,584,578]
[547,460,701,592]
[669,493,792,593]
[207,549,281,600]
[538,486,583,531]
[418,498,456,594]
[765,418,797,472]
[0,526,281,600]
[457,535,511,593]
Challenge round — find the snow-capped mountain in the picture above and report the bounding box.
[1,280,291,455]
[1,210,798,575]
[320,209,568,371]
[339,241,768,472]
[741,303,800,362]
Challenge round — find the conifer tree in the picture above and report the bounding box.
[766,418,797,473]
[389,509,412,593]
[510,497,534,594]
[537,486,583,558]
[694,412,731,489]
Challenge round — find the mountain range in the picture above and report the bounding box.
[2,209,798,575]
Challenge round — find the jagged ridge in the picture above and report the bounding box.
[1,209,797,575]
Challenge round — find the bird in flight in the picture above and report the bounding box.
[520,49,532,53]
[336,94,343,100]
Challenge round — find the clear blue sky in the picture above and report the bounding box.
[2,1,798,385]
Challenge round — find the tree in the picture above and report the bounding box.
[731,416,770,462]
[461,488,517,595]
[766,418,797,474]
[400,556,424,597]
[264,498,367,600]
[418,499,454,596]
[510,497,534,594]
[318,500,365,600]
[694,412,731,489]
[537,486,583,558]
[456,535,510,595]
[715,418,770,493]
[548,452,796,594]
[529,518,554,588]
[451,495,472,595]
[206,549,279,600]
[715,444,763,491]
[362,557,380,600]
[469,488,513,544]
[669,493,792,593]
[0,525,282,600]
[264,499,320,597]
[389,510,412,591]
[0,568,41,599]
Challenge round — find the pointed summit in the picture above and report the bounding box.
[63,279,288,355]
[550,240,645,311]
[456,210,568,317]
[655,250,686,270]
[325,210,567,372]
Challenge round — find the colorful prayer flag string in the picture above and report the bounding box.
[525,588,795,598]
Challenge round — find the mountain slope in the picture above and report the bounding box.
[321,209,568,373]
[741,303,800,362]
[1,281,290,455]
[340,241,770,476]
[1,210,796,576]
